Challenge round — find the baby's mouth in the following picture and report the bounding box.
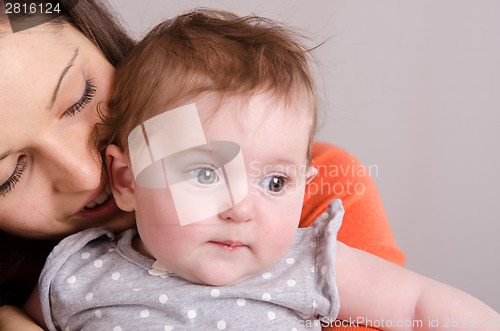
[210,241,247,250]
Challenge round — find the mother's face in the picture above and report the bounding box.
[0,23,133,238]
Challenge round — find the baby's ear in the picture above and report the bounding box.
[305,165,318,185]
[105,144,136,212]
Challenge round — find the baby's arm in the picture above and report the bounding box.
[21,285,47,330]
[0,305,43,331]
[335,243,499,330]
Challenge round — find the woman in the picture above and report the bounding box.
[0,1,403,330]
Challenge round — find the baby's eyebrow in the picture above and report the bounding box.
[264,158,298,167]
[50,48,79,108]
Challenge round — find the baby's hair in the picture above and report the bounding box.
[96,8,318,167]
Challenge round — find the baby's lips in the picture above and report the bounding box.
[219,241,245,248]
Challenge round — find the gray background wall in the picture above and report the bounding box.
[108,0,500,311]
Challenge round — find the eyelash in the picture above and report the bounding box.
[0,158,27,197]
[0,80,97,197]
[63,79,97,117]
[259,173,290,195]
[185,165,219,185]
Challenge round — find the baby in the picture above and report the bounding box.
[26,9,499,331]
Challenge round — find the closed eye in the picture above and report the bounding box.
[63,79,96,117]
[0,157,27,197]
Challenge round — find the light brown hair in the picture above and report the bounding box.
[97,9,318,164]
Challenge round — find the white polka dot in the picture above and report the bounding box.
[111,272,121,280]
[292,328,298,331]
[310,266,315,273]
[187,310,196,319]
[310,241,317,248]
[217,320,226,330]
[267,311,276,320]
[321,265,328,275]
[81,252,90,259]
[140,310,150,318]
[312,300,318,309]
[286,257,295,264]
[236,298,246,306]
[164,326,174,331]
[113,327,122,331]
[262,293,272,301]
[211,289,220,297]
[85,292,93,301]
[93,259,103,268]
[287,279,296,287]
[159,294,168,304]
[132,288,141,292]
[95,310,103,319]
[262,272,271,279]
[67,275,76,284]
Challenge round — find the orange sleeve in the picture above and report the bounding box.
[300,142,405,331]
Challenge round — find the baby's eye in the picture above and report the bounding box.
[259,175,287,193]
[186,167,219,185]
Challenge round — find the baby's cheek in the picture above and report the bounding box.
[262,220,297,262]
[136,187,180,225]
[137,221,186,265]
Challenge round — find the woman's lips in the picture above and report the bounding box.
[79,186,111,211]
[74,193,120,220]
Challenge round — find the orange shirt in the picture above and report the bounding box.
[300,143,405,330]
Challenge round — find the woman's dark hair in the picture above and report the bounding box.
[0,0,135,306]
[1,0,135,66]
[62,0,135,66]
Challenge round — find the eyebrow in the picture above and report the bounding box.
[50,48,79,108]
[0,151,11,162]
[0,50,81,162]
[266,158,298,166]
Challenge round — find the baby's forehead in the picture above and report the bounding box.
[126,88,315,161]
[180,90,314,125]
[128,90,312,158]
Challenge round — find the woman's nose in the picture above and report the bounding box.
[38,137,102,193]
[219,194,254,223]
